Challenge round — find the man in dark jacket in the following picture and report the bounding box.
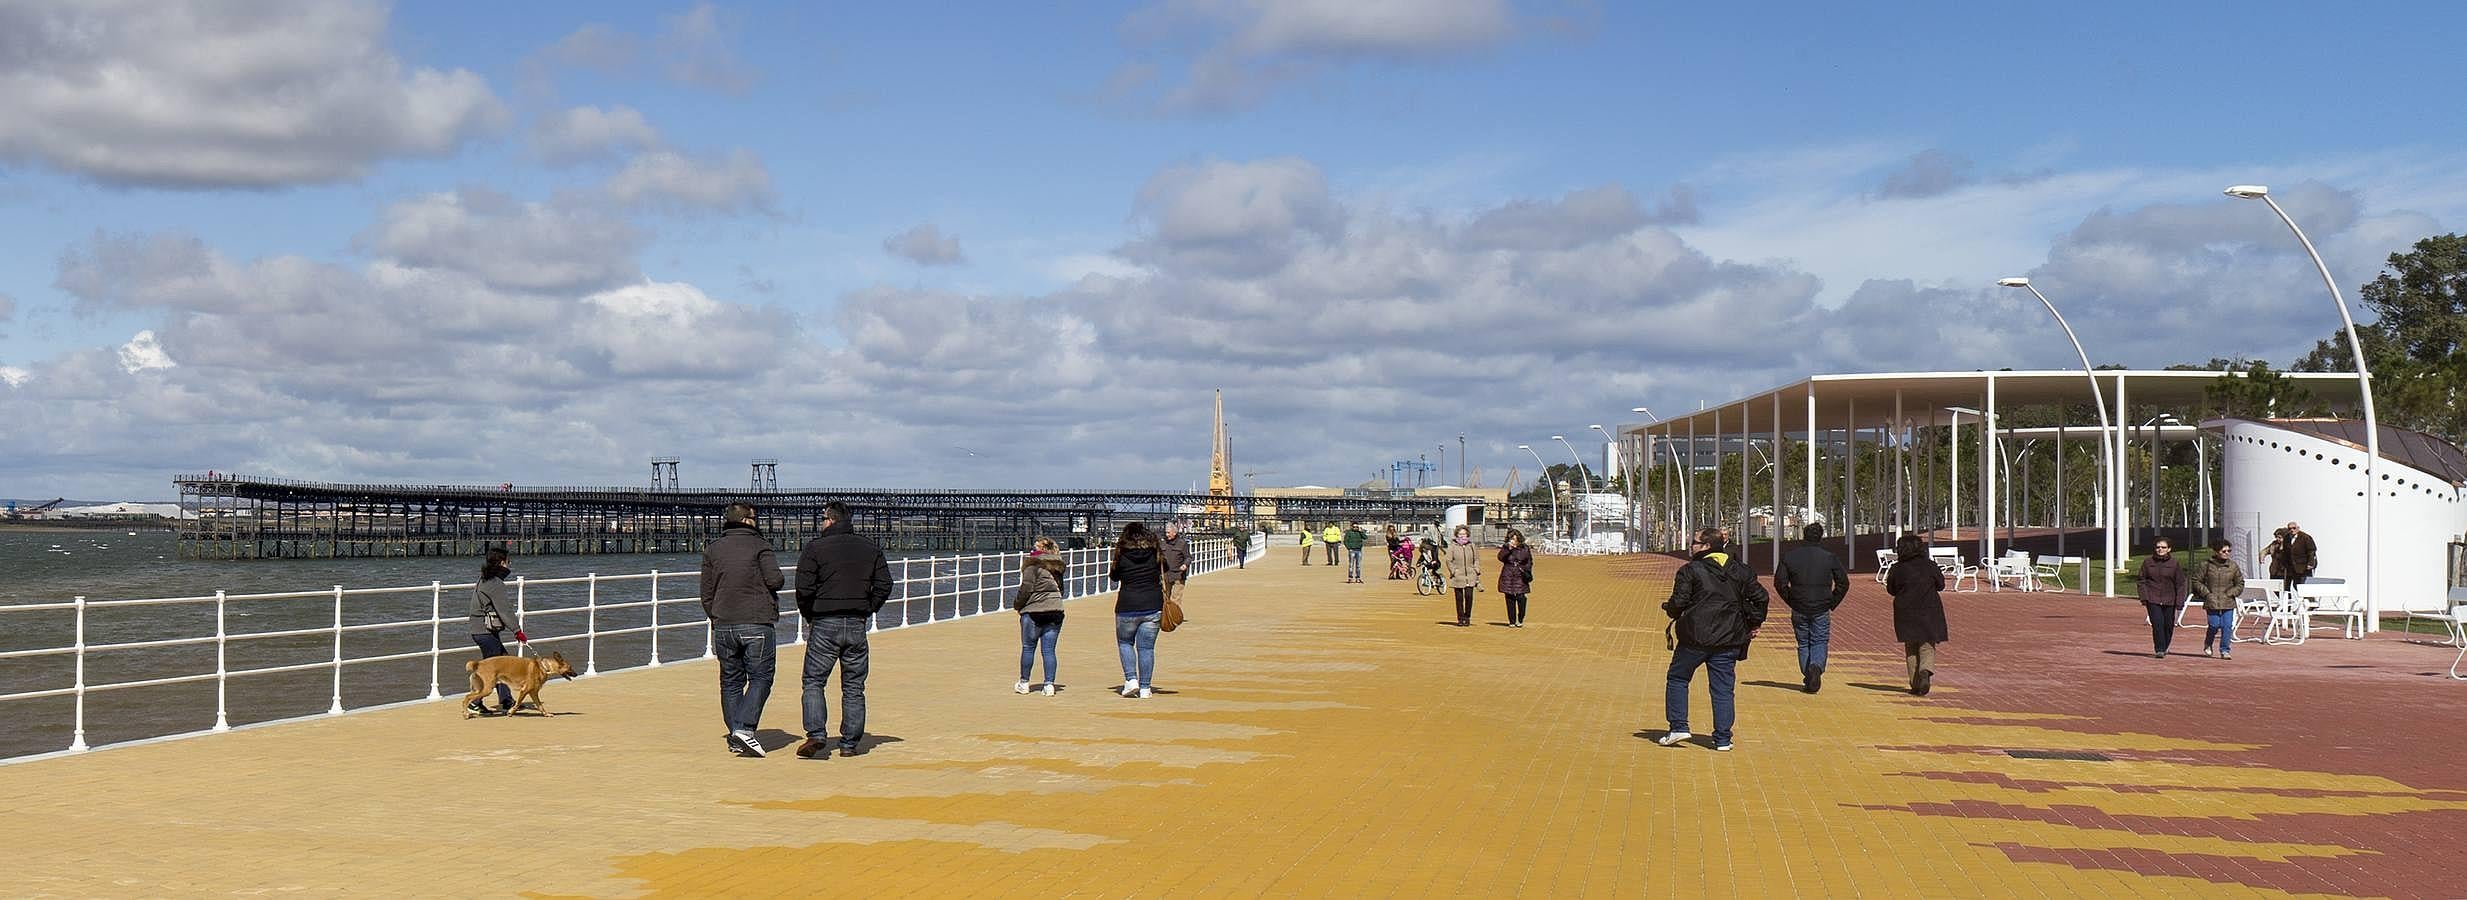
[1657,528,1770,752]
[702,503,784,757]
[2284,521,2318,589]
[1771,523,1849,694]
[1159,522,1191,607]
[793,502,893,759]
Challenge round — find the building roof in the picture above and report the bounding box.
[2236,417,2467,487]
[1624,369,2366,436]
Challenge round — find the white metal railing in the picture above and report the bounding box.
[0,535,1264,761]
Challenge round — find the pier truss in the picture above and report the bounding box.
[176,475,1488,560]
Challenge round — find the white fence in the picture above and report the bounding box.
[0,535,1263,762]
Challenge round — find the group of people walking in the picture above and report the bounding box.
[1658,524,1941,752]
[2129,520,2311,659]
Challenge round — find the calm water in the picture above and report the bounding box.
[0,529,1066,761]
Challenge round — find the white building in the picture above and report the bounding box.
[2216,418,2467,616]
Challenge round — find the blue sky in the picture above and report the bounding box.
[3,1,2464,499]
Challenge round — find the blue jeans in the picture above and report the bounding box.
[2203,609,2233,652]
[470,633,514,710]
[1790,611,1832,676]
[802,615,869,745]
[1666,645,1743,744]
[711,623,776,733]
[1020,612,1063,682]
[1115,612,1160,689]
[1347,548,1363,579]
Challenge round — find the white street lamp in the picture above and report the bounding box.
[1999,276,2120,597]
[2227,184,2382,631]
[1517,444,1562,540]
[1552,434,1592,539]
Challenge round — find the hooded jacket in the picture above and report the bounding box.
[701,522,784,626]
[2191,555,2247,612]
[1017,553,1067,615]
[795,519,893,618]
[1111,533,1166,614]
[1662,549,1770,649]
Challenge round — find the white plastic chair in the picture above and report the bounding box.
[1939,555,1979,592]
[1873,548,1895,584]
[2300,582,2365,640]
[2228,578,2280,644]
[1986,555,2033,592]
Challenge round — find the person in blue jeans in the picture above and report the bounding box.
[1771,523,1849,694]
[1014,538,1067,695]
[702,503,784,757]
[793,502,894,759]
[465,548,522,716]
[1657,529,1769,752]
[1342,522,1368,583]
[1109,522,1166,698]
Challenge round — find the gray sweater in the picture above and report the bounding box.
[468,577,517,636]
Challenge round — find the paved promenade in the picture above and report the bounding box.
[6,546,2465,897]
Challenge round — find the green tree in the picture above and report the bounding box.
[2204,361,2329,420]
[2291,233,2467,441]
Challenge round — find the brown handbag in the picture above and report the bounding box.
[1161,597,1185,632]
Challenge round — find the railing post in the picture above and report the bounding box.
[70,596,88,753]
[513,575,527,657]
[647,570,662,668]
[584,573,599,677]
[213,590,231,731]
[426,581,442,700]
[328,585,345,715]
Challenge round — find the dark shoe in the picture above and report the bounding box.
[465,699,489,717]
[1807,667,1824,694]
[839,742,866,758]
[1914,669,1933,696]
[2156,651,2167,659]
[795,738,829,759]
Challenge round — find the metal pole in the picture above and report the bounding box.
[329,585,345,715]
[648,569,662,667]
[1949,408,1961,552]
[2113,375,2128,597]
[2252,191,2381,631]
[214,590,231,731]
[425,582,441,700]
[71,596,87,753]
[515,575,528,658]
[585,573,599,677]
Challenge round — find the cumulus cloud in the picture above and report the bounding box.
[116,331,174,373]
[1459,184,1646,251]
[604,149,775,213]
[883,225,967,266]
[1116,0,1521,112]
[357,188,643,293]
[528,105,663,165]
[1125,157,1337,275]
[0,0,504,188]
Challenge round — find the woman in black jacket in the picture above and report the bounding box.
[1109,523,1166,699]
[1884,533,1948,696]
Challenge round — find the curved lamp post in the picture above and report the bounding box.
[1551,434,1592,539]
[1999,276,2120,597]
[2226,184,2381,631]
[1636,407,1689,549]
[1517,444,1562,540]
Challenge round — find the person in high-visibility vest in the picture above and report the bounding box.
[1320,524,1342,566]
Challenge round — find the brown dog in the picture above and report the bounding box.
[462,652,576,717]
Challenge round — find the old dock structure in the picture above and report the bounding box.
[175,474,1484,560]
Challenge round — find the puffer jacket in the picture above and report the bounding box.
[1017,553,1067,614]
[1444,539,1482,589]
[1496,544,1533,594]
[1111,534,1166,614]
[1662,550,1771,649]
[2191,555,2247,612]
[2137,553,2186,608]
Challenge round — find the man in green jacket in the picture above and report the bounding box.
[1342,522,1369,583]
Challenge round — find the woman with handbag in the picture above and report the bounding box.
[1496,528,1534,628]
[466,547,524,716]
[1109,523,1166,699]
[1014,538,1068,695]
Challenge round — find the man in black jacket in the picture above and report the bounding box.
[793,502,894,759]
[702,503,784,757]
[1657,528,1770,752]
[1772,523,1849,694]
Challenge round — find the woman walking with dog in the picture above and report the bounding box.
[467,547,524,716]
[1015,538,1068,695]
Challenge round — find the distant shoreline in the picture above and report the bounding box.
[0,522,176,534]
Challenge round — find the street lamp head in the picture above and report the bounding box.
[2224,185,2270,199]
[1996,277,2030,287]
[1550,435,1565,441]
[1516,444,1531,450]
[1589,424,1607,432]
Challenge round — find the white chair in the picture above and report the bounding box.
[2028,557,2066,592]
[2228,578,2281,644]
[2299,581,2365,640]
[1938,555,1979,592]
[1873,548,1895,584]
[1986,555,2034,592]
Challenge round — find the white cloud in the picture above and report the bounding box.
[658,2,758,94]
[528,105,663,165]
[883,225,967,266]
[0,0,504,188]
[357,188,643,293]
[1117,0,1522,112]
[604,149,775,213]
[116,331,173,373]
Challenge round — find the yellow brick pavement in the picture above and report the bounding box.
[0,547,2438,897]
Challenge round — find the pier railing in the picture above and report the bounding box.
[0,536,1263,762]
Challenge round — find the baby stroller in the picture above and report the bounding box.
[1415,542,1446,596]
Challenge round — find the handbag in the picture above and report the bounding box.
[1160,597,1185,632]
[484,606,507,633]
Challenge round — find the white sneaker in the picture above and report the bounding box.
[1121,679,1139,696]
[1715,741,1734,752]
[1014,680,1031,694]
[730,729,766,758]
[1138,686,1153,699]
[1041,683,1056,696]
[1655,731,1692,746]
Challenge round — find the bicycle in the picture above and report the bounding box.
[1416,564,1445,596]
